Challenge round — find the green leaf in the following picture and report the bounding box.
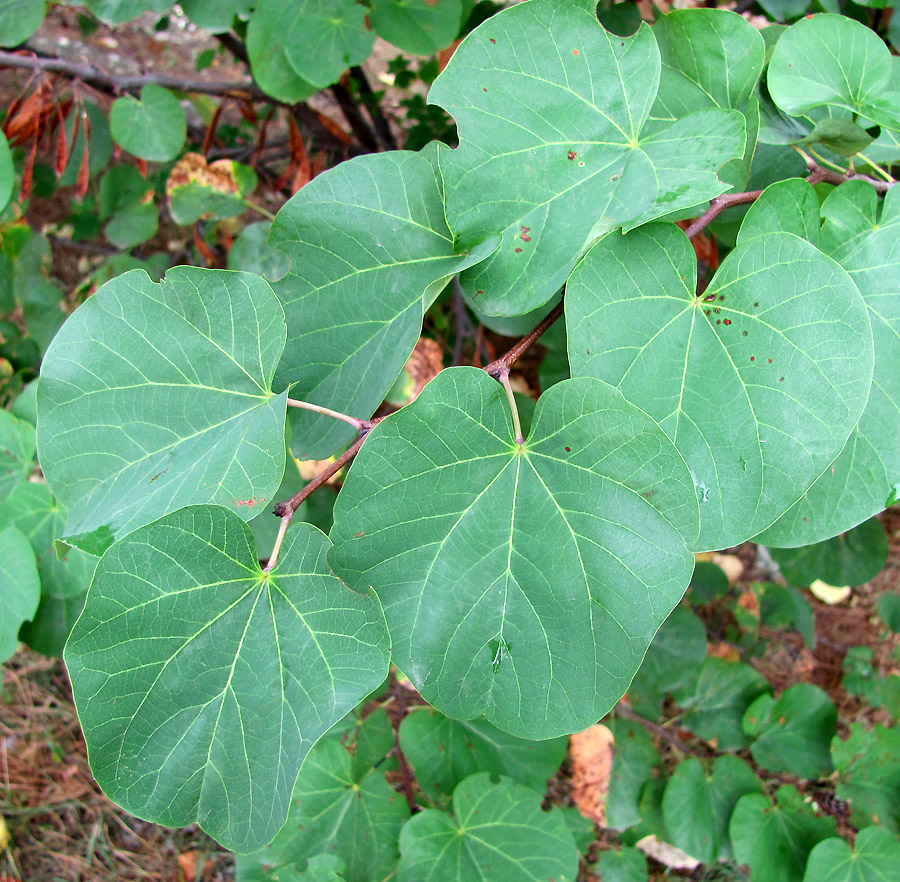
[0,0,45,48]
[767,14,900,128]
[37,267,289,556]
[803,827,900,882]
[567,223,874,550]
[833,723,900,833]
[0,526,40,663]
[399,706,567,801]
[801,118,880,157]
[688,561,730,605]
[167,156,257,226]
[180,0,253,32]
[593,846,649,882]
[769,516,888,586]
[228,222,291,283]
[737,177,821,245]
[628,606,707,720]
[0,132,13,213]
[330,369,699,738]
[397,773,579,882]
[0,408,35,500]
[758,583,815,647]
[0,483,96,600]
[842,647,900,718]
[661,755,762,863]
[757,0,810,21]
[59,102,111,187]
[606,720,661,831]
[271,149,496,461]
[730,786,837,882]
[652,9,765,118]
[371,0,463,55]
[65,506,390,854]
[674,657,771,750]
[743,683,836,777]
[110,85,187,162]
[85,0,170,25]
[106,202,159,250]
[236,735,409,882]
[758,183,900,545]
[281,0,374,89]
[18,589,85,657]
[877,592,900,632]
[428,0,744,316]
[246,0,318,104]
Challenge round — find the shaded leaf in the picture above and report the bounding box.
[0,408,35,500]
[65,506,390,853]
[37,267,289,556]
[0,131,12,212]
[0,526,40,663]
[330,369,699,738]
[606,720,661,832]
[567,223,874,550]
[371,0,464,55]
[594,846,649,882]
[397,772,579,882]
[429,0,744,316]
[833,723,900,833]
[228,221,291,283]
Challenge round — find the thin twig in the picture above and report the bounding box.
[330,80,379,152]
[483,299,565,378]
[613,704,702,756]
[350,65,398,151]
[286,397,372,430]
[682,190,764,239]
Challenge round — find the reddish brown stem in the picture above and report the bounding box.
[682,190,763,240]
[483,299,565,378]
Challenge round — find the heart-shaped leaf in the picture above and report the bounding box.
[428,0,744,316]
[246,0,317,104]
[756,182,900,545]
[397,773,579,882]
[110,84,187,162]
[803,827,900,882]
[271,148,495,460]
[0,526,40,663]
[330,369,699,739]
[661,755,762,863]
[37,267,289,556]
[371,0,463,56]
[236,733,409,882]
[281,0,374,89]
[399,706,567,801]
[567,223,874,550]
[743,683,837,778]
[65,505,390,854]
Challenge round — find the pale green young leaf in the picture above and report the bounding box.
[731,786,837,882]
[661,755,762,864]
[758,183,900,545]
[399,706,567,801]
[37,267,289,556]
[743,683,837,777]
[271,149,495,461]
[65,506,390,854]
[236,735,409,882]
[0,408,35,501]
[428,0,744,316]
[281,0,374,89]
[397,773,579,882]
[0,526,40,663]
[110,85,187,162]
[803,827,900,882]
[567,224,874,550]
[330,369,699,739]
[371,0,464,56]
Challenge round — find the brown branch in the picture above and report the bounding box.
[483,299,565,378]
[805,164,895,192]
[613,704,705,756]
[682,189,763,239]
[0,48,269,101]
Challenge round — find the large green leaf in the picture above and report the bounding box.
[399,706,567,801]
[803,827,900,882]
[673,657,770,750]
[371,0,463,55]
[428,0,744,316]
[567,223,874,550]
[37,267,289,556]
[246,0,317,105]
[661,755,762,864]
[767,14,900,129]
[0,408,35,501]
[65,506,390,853]
[743,683,836,778]
[110,85,187,162]
[271,149,495,460]
[330,369,699,739]
[281,0,374,89]
[730,786,836,882]
[0,526,40,663]
[397,773,579,882]
[757,183,900,545]
[652,9,765,118]
[236,734,409,882]
[832,723,900,833]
